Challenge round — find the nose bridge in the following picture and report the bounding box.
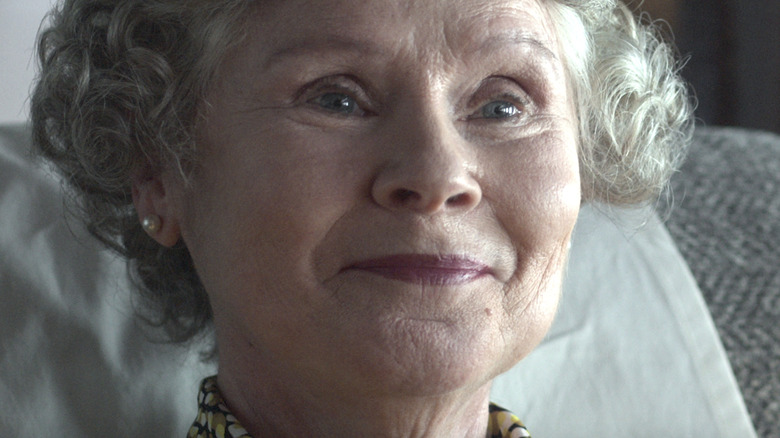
[372,93,482,214]
[399,101,462,174]
[413,118,474,190]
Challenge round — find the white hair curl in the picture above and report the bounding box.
[550,0,693,204]
[32,0,693,343]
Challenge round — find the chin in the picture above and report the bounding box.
[336,314,517,398]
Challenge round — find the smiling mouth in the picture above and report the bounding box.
[345,254,492,286]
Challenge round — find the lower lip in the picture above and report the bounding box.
[346,255,491,286]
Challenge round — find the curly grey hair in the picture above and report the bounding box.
[31,0,693,344]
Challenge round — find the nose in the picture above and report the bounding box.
[371,112,482,215]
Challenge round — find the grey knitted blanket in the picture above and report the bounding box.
[661,126,780,436]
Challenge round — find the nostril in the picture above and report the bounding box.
[378,180,480,213]
[446,193,467,205]
[392,189,419,204]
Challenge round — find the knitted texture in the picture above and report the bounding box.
[662,126,780,436]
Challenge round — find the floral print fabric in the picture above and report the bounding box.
[188,376,530,437]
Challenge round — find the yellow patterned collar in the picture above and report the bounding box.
[188,377,530,438]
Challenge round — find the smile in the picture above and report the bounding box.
[345,254,492,286]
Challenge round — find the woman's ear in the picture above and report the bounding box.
[131,169,184,248]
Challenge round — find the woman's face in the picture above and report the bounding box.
[173,0,580,398]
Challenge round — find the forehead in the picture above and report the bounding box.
[243,0,560,64]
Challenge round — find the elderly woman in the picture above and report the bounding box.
[31,0,691,436]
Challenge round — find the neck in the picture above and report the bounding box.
[217,357,494,438]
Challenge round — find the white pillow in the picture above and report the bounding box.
[491,206,756,436]
[0,124,755,437]
[0,124,214,436]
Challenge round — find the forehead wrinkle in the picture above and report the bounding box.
[472,32,559,62]
[446,0,560,59]
[262,36,387,70]
[247,0,562,96]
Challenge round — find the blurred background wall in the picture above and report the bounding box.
[0,1,51,123]
[2,0,779,133]
[639,0,780,134]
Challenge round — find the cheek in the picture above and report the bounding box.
[485,133,581,254]
[179,130,370,316]
[484,132,580,359]
[494,222,572,367]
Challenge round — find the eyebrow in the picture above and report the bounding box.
[264,36,385,69]
[471,31,559,61]
[263,30,559,70]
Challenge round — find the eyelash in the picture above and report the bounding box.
[299,75,531,123]
[465,75,532,124]
[468,94,528,122]
[301,77,372,117]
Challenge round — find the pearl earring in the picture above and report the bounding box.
[141,215,161,234]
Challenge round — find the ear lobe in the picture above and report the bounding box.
[131,171,183,248]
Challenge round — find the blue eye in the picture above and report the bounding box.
[311,92,359,115]
[480,100,521,119]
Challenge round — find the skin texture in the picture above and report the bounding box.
[134,0,581,435]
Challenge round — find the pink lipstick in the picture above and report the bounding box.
[346,254,491,286]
